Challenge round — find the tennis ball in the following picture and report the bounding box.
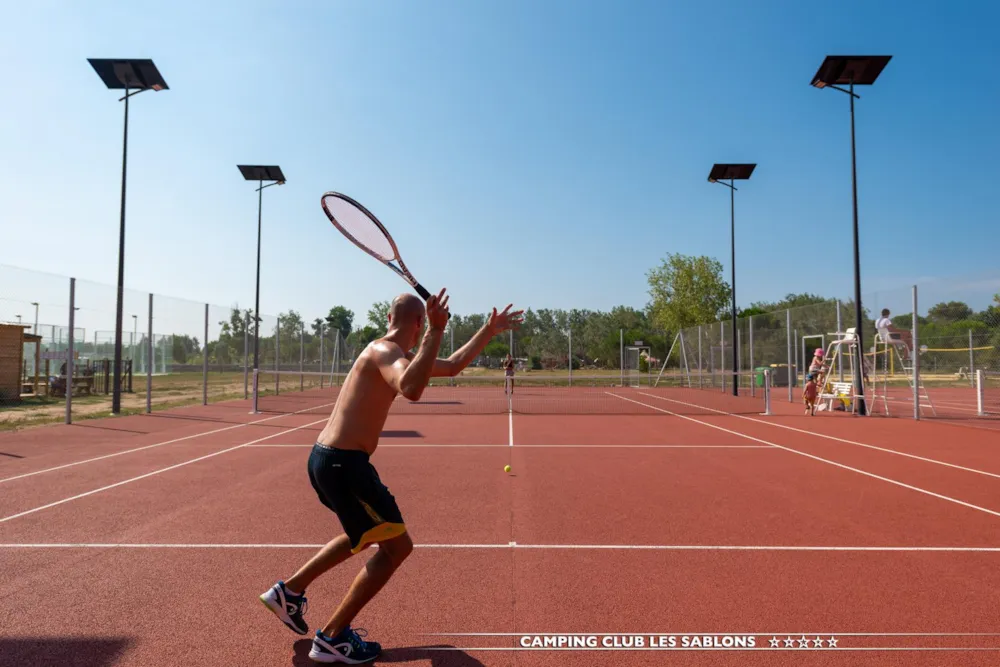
[504,465,511,473]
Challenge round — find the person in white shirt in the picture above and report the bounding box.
[874,309,893,343]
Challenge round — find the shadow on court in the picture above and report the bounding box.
[0,637,133,667]
[292,640,487,666]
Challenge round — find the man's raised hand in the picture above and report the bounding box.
[488,304,524,334]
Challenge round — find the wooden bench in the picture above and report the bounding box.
[50,375,95,398]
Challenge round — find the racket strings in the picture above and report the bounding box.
[322,194,397,261]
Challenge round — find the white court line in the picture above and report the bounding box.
[244,443,776,449]
[2,542,1000,552]
[637,392,1000,481]
[0,416,330,524]
[0,402,333,485]
[432,631,1000,641]
[609,393,1000,520]
[373,647,1000,652]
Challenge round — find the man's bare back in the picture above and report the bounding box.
[316,340,410,455]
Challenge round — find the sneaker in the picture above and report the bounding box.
[309,627,382,664]
[259,580,309,635]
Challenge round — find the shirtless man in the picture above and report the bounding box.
[260,289,523,664]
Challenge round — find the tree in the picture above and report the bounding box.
[367,300,392,336]
[347,325,381,349]
[646,253,731,333]
[927,301,973,324]
[325,306,354,338]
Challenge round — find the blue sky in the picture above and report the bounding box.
[1,0,998,340]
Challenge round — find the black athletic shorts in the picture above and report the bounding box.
[307,443,407,553]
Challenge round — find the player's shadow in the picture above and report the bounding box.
[0,637,133,666]
[292,640,486,666]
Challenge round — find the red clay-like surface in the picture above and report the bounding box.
[1,390,1000,666]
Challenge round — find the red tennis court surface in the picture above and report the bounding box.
[2,387,1000,666]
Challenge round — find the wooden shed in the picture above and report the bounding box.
[0,324,42,403]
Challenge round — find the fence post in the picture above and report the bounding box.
[319,323,325,389]
[749,316,755,397]
[619,329,624,385]
[836,299,844,381]
[786,309,793,402]
[969,329,975,387]
[300,323,305,391]
[568,327,572,386]
[912,285,919,420]
[720,320,726,392]
[450,326,455,387]
[698,325,703,388]
[275,321,280,395]
[147,294,153,414]
[202,303,209,406]
[243,311,249,399]
[66,278,76,425]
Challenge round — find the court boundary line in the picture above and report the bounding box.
[636,391,1000,481]
[0,416,330,524]
[2,542,1000,552]
[607,393,1000,520]
[244,444,777,449]
[0,402,335,485]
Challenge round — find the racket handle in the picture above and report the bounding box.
[414,283,451,320]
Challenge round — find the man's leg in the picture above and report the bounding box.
[284,533,356,594]
[321,532,414,638]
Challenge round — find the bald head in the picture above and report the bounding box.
[389,293,425,328]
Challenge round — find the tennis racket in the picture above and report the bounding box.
[321,192,447,316]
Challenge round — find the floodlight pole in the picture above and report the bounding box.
[823,79,866,414]
[254,179,263,373]
[710,177,740,397]
[112,86,152,414]
[729,178,737,396]
[252,178,283,373]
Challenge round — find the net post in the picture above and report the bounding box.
[912,285,919,420]
[763,369,772,415]
[749,316,755,398]
[976,369,985,416]
[202,303,209,406]
[147,294,153,414]
[300,322,304,391]
[275,320,280,395]
[969,329,975,388]
[786,309,793,403]
[243,311,249,399]
[66,277,75,425]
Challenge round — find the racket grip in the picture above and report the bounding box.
[414,283,451,320]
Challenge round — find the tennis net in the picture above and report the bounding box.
[977,370,1000,416]
[250,369,772,417]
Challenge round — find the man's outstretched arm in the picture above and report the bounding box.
[432,305,523,377]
